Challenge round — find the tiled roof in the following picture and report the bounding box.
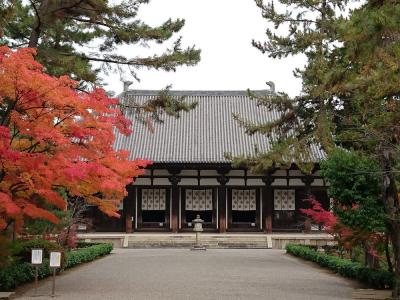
[113,90,326,163]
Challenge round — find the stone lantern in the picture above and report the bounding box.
[191,215,206,251]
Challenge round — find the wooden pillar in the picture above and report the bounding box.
[302,175,313,196]
[169,174,181,233]
[301,175,314,198]
[302,175,314,233]
[124,185,136,233]
[262,176,273,234]
[217,173,229,233]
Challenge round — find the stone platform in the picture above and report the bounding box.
[77,232,335,249]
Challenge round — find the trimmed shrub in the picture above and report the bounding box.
[65,243,113,268]
[0,243,113,291]
[11,239,64,263]
[286,244,394,289]
[75,241,102,248]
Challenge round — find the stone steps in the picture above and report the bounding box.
[127,240,269,249]
[126,235,270,249]
[78,233,335,249]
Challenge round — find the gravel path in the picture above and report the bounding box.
[15,249,359,300]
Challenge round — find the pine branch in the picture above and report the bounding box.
[63,44,200,71]
[69,17,114,28]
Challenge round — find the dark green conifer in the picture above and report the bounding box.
[0,0,200,84]
[0,0,200,116]
[241,0,400,295]
[233,0,346,173]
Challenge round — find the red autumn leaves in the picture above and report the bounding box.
[0,47,150,231]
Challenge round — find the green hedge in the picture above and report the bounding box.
[0,243,113,291]
[65,243,113,268]
[75,241,102,248]
[11,239,65,265]
[286,244,394,289]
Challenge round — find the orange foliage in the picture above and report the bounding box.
[0,47,151,231]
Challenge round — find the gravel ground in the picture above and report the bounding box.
[15,249,359,300]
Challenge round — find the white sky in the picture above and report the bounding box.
[100,0,306,97]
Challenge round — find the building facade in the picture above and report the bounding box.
[88,90,329,233]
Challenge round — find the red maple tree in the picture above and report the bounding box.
[301,197,384,255]
[300,197,337,233]
[0,47,150,232]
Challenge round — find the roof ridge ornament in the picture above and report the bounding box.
[266,81,275,93]
[123,80,133,92]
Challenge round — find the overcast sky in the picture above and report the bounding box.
[101,0,306,97]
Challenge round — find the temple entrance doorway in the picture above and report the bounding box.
[137,188,170,231]
[227,188,260,231]
[180,188,217,231]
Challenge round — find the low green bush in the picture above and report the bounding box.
[11,239,64,263]
[286,244,394,289]
[65,243,113,268]
[75,241,102,248]
[0,243,113,291]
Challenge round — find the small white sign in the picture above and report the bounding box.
[49,252,62,268]
[77,224,87,230]
[31,249,43,265]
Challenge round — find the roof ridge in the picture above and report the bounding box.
[123,90,272,97]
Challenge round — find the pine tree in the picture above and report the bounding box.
[232,0,346,173]
[325,0,400,296]
[241,0,400,295]
[0,0,200,85]
[0,0,200,118]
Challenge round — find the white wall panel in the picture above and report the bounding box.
[272,170,287,176]
[247,170,261,177]
[271,178,288,186]
[311,179,325,186]
[288,179,305,186]
[180,170,198,176]
[153,178,171,185]
[199,178,219,186]
[289,170,302,176]
[246,178,264,186]
[226,178,245,186]
[228,170,245,176]
[133,178,151,185]
[200,170,219,176]
[153,169,170,176]
[179,178,198,186]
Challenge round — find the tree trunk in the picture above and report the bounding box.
[380,150,400,298]
[385,235,394,273]
[364,242,380,269]
[28,27,41,48]
[390,224,400,298]
[28,0,50,48]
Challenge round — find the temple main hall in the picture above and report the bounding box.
[87,90,329,233]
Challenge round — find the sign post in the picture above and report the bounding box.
[49,251,62,297]
[31,248,43,296]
